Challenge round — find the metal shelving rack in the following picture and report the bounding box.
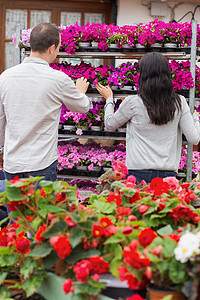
[22,27,198,181]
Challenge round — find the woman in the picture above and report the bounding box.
[96,52,200,183]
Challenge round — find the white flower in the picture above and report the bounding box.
[174,232,200,263]
[76,128,83,136]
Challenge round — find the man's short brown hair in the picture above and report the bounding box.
[30,22,61,53]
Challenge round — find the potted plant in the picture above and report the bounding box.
[106,33,128,50]
[0,177,115,300]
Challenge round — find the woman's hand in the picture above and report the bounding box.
[96,83,113,100]
[194,110,200,118]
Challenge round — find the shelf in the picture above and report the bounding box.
[57,168,103,180]
[87,89,191,98]
[58,132,126,141]
[58,51,190,60]
[23,49,190,60]
[57,174,99,180]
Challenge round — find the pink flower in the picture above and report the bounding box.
[113,161,128,179]
[163,177,179,190]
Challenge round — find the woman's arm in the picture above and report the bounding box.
[96,83,134,131]
[179,97,200,145]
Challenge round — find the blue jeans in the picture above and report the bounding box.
[4,160,57,182]
[0,180,5,193]
[128,169,177,184]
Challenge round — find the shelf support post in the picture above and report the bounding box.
[187,19,197,181]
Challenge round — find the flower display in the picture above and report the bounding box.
[15,20,200,51]
[57,140,200,177]
[57,140,126,171]
[51,60,196,97]
[179,148,200,175]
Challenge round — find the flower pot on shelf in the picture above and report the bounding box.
[78,42,91,51]
[90,125,101,131]
[164,43,178,52]
[108,44,119,52]
[122,44,134,52]
[148,286,185,300]
[150,43,163,52]
[111,85,120,91]
[135,44,148,52]
[77,126,88,131]
[63,125,76,131]
[120,85,133,91]
[76,165,87,171]
[91,41,99,48]
[92,166,102,172]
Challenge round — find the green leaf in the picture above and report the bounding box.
[29,243,52,258]
[120,188,136,197]
[114,244,122,260]
[39,204,66,213]
[162,296,172,300]
[156,261,169,272]
[71,294,87,300]
[32,216,42,231]
[111,180,126,188]
[0,286,13,300]
[37,272,72,300]
[157,225,173,236]
[20,259,42,279]
[89,193,100,205]
[43,251,59,269]
[144,204,159,215]
[39,180,53,187]
[23,273,46,297]
[169,258,187,284]
[0,254,18,267]
[104,232,125,245]
[145,218,160,227]
[0,217,9,227]
[38,209,48,218]
[8,210,21,219]
[66,245,100,265]
[93,199,115,214]
[42,220,67,238]
[5,185,22,201]
[145,253,160,263]
[0,247,12,255]
[76,283,100,295]
[69,227,84,248]
[109,258,122,278]
[162,237,177,257]
[0,273,7,285]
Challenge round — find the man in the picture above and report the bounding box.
[0,22,90,181]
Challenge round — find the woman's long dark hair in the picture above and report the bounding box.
[138,52,181,125]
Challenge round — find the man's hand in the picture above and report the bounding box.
[76,77,89,94]
[96,83,113,100]
[0,153,3,171]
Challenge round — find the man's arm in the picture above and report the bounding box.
[60,76,91,113]
[0,88,5,171]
